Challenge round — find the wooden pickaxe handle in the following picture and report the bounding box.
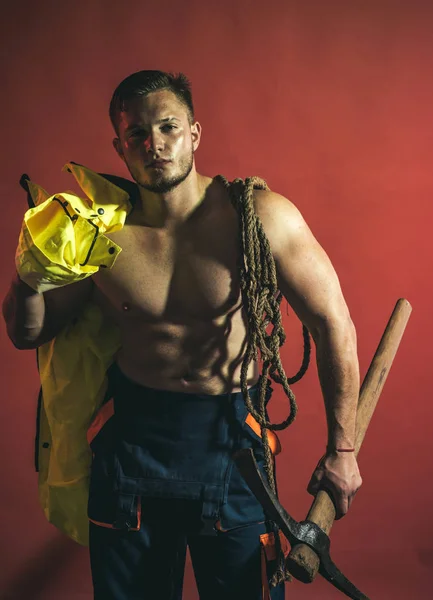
[286,298,412,583]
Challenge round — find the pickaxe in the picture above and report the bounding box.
[234,298,412,599]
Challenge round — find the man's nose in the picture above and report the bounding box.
[144,131,163,153]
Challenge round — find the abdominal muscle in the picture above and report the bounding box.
[114,315,261,395]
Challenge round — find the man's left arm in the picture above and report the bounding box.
[254,190,362,519]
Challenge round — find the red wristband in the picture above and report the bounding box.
[327,446,355,453]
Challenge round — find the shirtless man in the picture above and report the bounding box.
[3,70,362,599]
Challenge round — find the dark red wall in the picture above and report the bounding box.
[0,1,432,598]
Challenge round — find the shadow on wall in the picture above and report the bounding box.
[1,535,79,599]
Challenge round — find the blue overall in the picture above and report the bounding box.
[88,363,286,600]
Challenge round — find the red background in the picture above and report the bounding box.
[0,1,432,598]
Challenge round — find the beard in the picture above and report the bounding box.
[129,151,194,194]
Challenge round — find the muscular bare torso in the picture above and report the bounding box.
[91,177,261,395]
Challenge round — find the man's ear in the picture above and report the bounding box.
[113,137,125,162]
[191,121,202,153]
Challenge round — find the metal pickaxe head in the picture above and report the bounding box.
[233,448,369,600]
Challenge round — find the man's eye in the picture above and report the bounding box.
[130,130,146,138]
[161,124,176,132]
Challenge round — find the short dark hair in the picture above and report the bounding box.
[109,70,194,133]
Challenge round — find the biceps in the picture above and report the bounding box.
[274,234,351,336]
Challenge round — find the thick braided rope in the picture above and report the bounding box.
[217,175,311,431]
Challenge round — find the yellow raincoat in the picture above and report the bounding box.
[15,163,137,546]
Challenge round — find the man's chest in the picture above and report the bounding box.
[92,207,244,322]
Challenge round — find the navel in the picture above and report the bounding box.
[180,372,197,386]
[181,373,194,381]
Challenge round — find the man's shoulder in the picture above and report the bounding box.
[250,188,309,261]
[252,188,302,228]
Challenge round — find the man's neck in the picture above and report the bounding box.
[135,171,213,232]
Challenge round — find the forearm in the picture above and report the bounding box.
[314,319,360,450]
[2,272,46,348]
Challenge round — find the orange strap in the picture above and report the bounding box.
[260,531,290,561]
[246,413,282,455]
[87,398,114,445]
